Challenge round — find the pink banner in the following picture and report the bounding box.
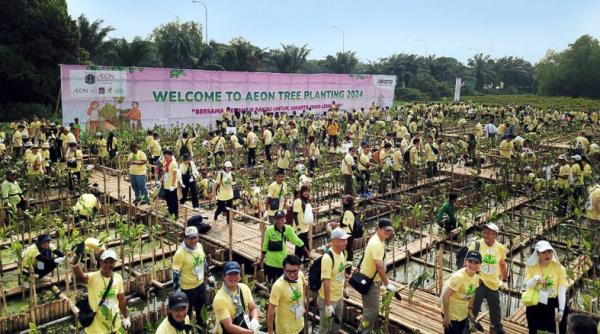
[60,64,396,130]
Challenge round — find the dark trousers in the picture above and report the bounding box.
[180,179,199,208]
[427,161,438,178]
[248,148,256,167]
[309,158,318,171]
[358,170,370,194]
[343,174,354,195]
[392,170,402,189]
[164,188,179,218]
[328,135,338,148]
[265,144,272,162]
[264,264,283,284]
[213,151,224,168]
[68,171,81,191]
[525,297,568,334]
[295,232,309,260]
[345,236,355,275]
[182,284,207,328]
[214,199,233,223]
[444,319,467,334]
[472,282,504,333]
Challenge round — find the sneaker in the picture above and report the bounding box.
[193,207,200,212]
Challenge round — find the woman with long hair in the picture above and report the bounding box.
[292,185,311,262]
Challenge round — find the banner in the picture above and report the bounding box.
[60,65,396,131]
[453,77,462,102]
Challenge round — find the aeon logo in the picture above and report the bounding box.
[377,79,394,85]
[97,73,115,81]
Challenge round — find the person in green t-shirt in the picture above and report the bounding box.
[436,192,458,234]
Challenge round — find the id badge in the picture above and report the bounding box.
[104,298,116,310]
[539,290,549,305]
[289,303,304,320]
[336,272,345,283]
[37,261,45,270]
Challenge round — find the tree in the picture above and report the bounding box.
[468,53,497,91]
[323,51,359,74]
[152,20,204,69]
[76,14,114,62]
[0,0,80,120]
[98,37,160,67]
[217,37,267,72]
[269,44,311,73]
[494,56,533,91]
[381,54,421,88]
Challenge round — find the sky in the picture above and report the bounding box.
[66,0,600,64]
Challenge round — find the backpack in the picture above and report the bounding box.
[430,143,439,155]
[179,139,190,156]
[455,240,480,268]
[308,249,347,292]
[286,200,306,226]
[403,145,413,163]
[340,210,364,239]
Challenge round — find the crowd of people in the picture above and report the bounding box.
[3,101,600,334]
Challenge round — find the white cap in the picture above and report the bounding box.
[571,155,581,161]
[224,161,233,168]
[331,227,351,240]
[484,223,499,233]
[526,240,558,266]
[534,240,554,253]
[185,226,199,237]
[100,249,118,261]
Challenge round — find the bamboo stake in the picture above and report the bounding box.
[228,209,233,260]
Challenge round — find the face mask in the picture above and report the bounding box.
[284,271,298,283]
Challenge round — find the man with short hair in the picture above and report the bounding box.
[436,192,458,234]
[341,146,356,195]
[265,170,289,223]
[318,228,350,334]
[469,223,508,334]
[267,254,307,334]
[358,219,397,333]
[155,291,193,334]
[127,142,148,204]
[71,249,130,333]
[172,226,214,328]
[566,314,598,334]
[21,234,65,286]
[213,261,261,334]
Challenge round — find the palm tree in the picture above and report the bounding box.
[220,37,267,72]
[107,37,160,67]
[323,51,359,74]
[151,20,204,69]
[494,56,533,91]
[76,14,114,60]
[269,44,311,73]
[381,53,421,87]
[468,53,497,91]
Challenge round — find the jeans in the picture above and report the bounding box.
[129,174,148,202]
[361,282,380,333]
[317,296,344,334]
[472,281,505,334]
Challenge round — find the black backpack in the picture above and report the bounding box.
[340,210,364,239]
[187,215,211,234]
[403,145,413,163]
[179,139,191,156]
[308,249,346,292]
[455,240,480,268]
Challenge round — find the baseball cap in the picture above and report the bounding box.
[185,226,199,238]
[168,291,189,309]
[483,223,499,233]
[182,153,191,161]
[274,210,286,218]
[224,161,233,168]
[223,261,241,275]
[534,240,554,253]
[378,218,394,231]
[331,227,351,240]
[37,234,51,243]
[100,249,118,261]
[465,250,482,263]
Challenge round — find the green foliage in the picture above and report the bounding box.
[151,20,205,69]
[323,51,359,74]
[269,44,311,73]
[395,87,430,101]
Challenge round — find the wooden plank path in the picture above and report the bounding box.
[383,195,533,267]
[438,163,502,181]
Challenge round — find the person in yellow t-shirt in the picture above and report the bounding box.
[423,135,439,178]
[172,226,214,327]
[308,136,320,172]
[341,147,356,195]
[523,241,569,334]
[263,126,273,162]
[149,133,162,173]
[556,155,571,216]
[155,291,192,334]
[176,130,196,157]
[25,144,43,176]
[95,132,108,161]
[267,255,307,334]
[469,223,508,334]
[265,170,289,222]
[276,143,291,173]
[71,249,130,334]
[317,228,350,334]
[357,142,376,198]
[326,120,340,149]
[292,186,312,262]
[65,142,83,190]
[246,126,259,167]
[498,135,515,159]
[162,149,179,218]
[586,180,600,257]
[212,161,236,224]
[127,142,148,204]
[441,250,481,334]
[12,125,24,157]
[213,261,260,334]
[359,219,396,332]
[21,234,65,284]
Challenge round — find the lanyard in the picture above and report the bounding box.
[223,285,244,317]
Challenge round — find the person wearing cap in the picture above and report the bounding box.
[2,170,26,214]
[162,149,180,217]
[155,291,193,334]
[179,153,200,211]
[524,240,569,334]
[358,218,396,332]
[441,250,481,334]
[267,254,307,334]
[65,141,83,190]
[128,142,149,204]
[265,170,289,223]
[276,143,291,174]
[21,234,65,285]
[213,261,261,334]
[95,132,108,162]
[318,228,350,334]
[341,146,356,195]
[328,195,357,272]
[172,226,213,328]
[72,249,130,333]
[259,210,308,284]
[212,160,236,224]
[469,223,508,334]
[436,192,458,235]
